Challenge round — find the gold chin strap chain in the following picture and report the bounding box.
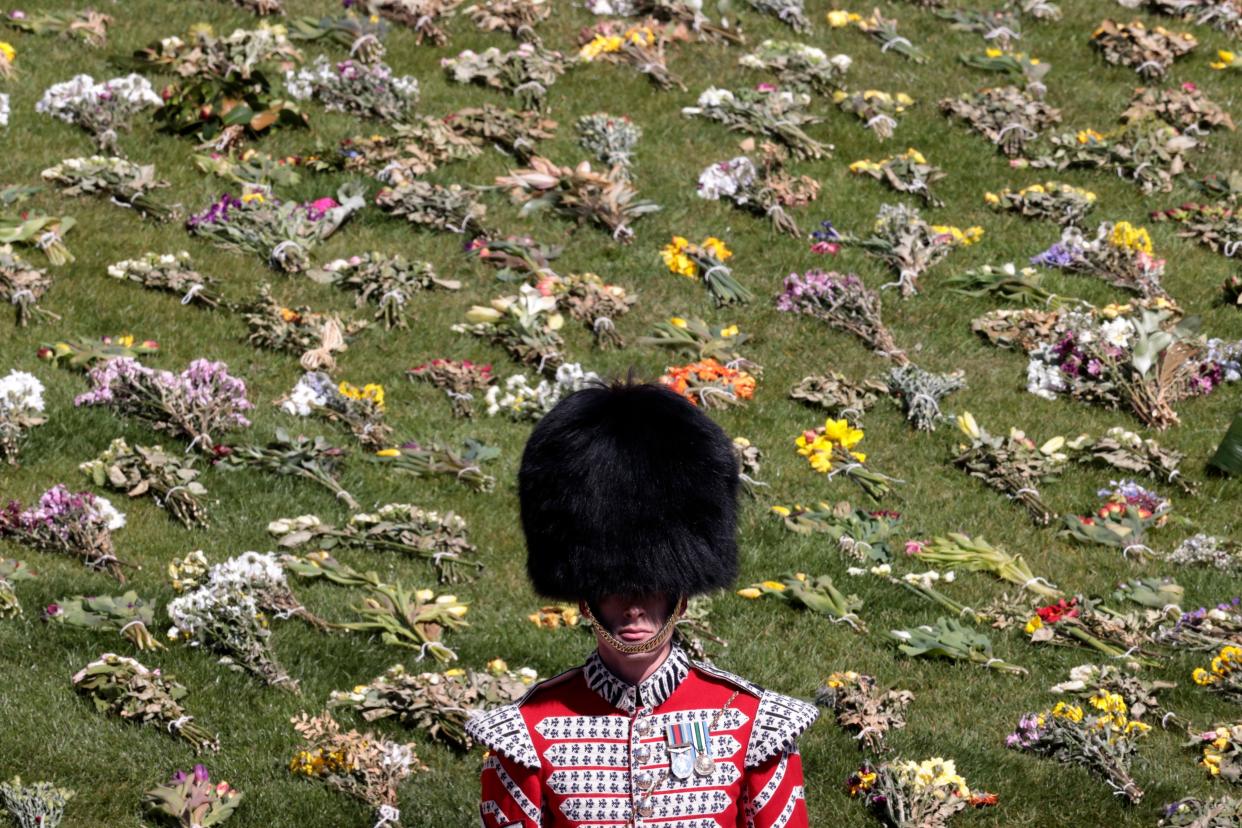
[584,596,688,655]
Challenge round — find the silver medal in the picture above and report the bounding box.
[668,745,695,780]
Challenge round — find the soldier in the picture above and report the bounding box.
[468,379,817,827]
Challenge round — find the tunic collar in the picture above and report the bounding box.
[583,644,690,714]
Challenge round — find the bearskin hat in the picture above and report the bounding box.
[518,378,740,603]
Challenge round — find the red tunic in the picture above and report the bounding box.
[468,645,817,828]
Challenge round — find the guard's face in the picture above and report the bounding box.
[588,593,676,644]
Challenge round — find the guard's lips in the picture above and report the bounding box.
[617,626,654,641]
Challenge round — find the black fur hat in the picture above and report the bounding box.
[518,378,740,603]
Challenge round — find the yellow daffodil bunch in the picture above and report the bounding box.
[895,757,971,799]
[796,417,866,473]
[660,235,732,279]
[338,381,385,410]
[929,224,985,246]
[528,604,581,628]
[1107,221,1154,254]
[1211,49,1240,70]
[826,10,863,27]
[579,26,655,59]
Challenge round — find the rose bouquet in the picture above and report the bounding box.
[638,316,755,366]
[285,56,418,122]
[0,485,127,581]
[187,183,366,272]
[40,156,175,222]
[951,412,1066,525]
[576,113,641,180]
[776,270,909,364]
[1007,693,1150,803]
[577,21,684,91]
[886,364,966,431]
[363,0,462,45]
[912,532,1062,597]
[278,373,391,450]
[45,591,163,651]
[789,372,886,420]
[0,557,34,617]
[328,660,538,748]
[75,358,253,452]
[1090,19,1196,78]
[832,89,914,141]
[372,438,498,493]
[452,283,565,373]
[106,252,226,310]
[659,359,756,409]
[289,712,423,828]
[891,616,1027,673]
[1023,120,1197,194]
[837,203,982,297]
[738,572,866,632]
[849,149,944,207]
[985,181,1096,226]
[269,503,483,584]
[5,9,112,47]
[696,147,820,237]
[407,359,494,418]
[375,180,488,235]
[72,653,220,752]
[738,40,850,94]
[131,23,301,81]
[441,43,568,109]
[682,86,829,160]
[660,235,753,305]
[0,777,73,828]
[1123,83,1234,134]
[485,363,601,421]
[219,429,358,510]
[143,765,242,828]
[831,8,927,62]
[80,438,208,528]
[815,671,912,752]
[0,370,45,465]
[240,284,367,371]
[939,84,1061,156]
[464,0,550,42]
[1151,202,1242,259]
[35,73,162,153]
[795,417,902,501]
[1031,221,1168,299]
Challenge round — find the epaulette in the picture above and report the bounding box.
[464,666,581,769]
[689,659,765,698]
[690,660,818,767]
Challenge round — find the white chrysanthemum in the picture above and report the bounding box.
[1099,318,1133,349]
[697,157,756,201]
[92,495,126,530]
[0,370,46,413]
[208,551,287,592]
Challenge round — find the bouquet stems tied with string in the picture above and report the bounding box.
[846,756,998,826]
[106,251,226,310]
[837,203,982,297]
[41,156,175,222]
[0,246,57,326]
[986,181,1096,226]
[0,485,128,582]
[240,285,366,372]
[776,270,908,364]
[849,148,945,207]
[218,429,357,510]
[659,359,756,409]
[38,334,157,370]
[407,359,495,418]
[696,144,820,237]
[452,283,565,374]
[278,373,391,451]
[911,532,1062,598]
[832,89,914,141]
[892,616,1027,674]
[815,671,912,752]
[372,438,498,493]
[309,253,459,330]
[661,235,752,306]
[441,43,568,109]
[738,572,865,631]
[375,180,488,235]
[80,438,208,528]
[795,417,901,501]
[682,87,829,160]
[951,412,1065,525]
[0,370,46,465]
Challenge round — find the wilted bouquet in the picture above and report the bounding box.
[74,357,253,452]
[831,8,927,62]
[576,112,641,178]
[46,591,163,651]
[0,557,34,618]
[1156,600,1242,652]
[285,56,419,122]
[770,500,901,564]
[1166,534,1242,571]
[143,765,242,828]
[1191,644,1242,702]
[485,363,601,421]
[467,234,561,282]
[41,156,175,222]
[543,272,636,349]
[452,283,565,373]
[849,148,945,206]
[1151,202,1242,259]
[0,776,74,828]
[939,84,1061,156]
[219,429,359,510]
[891,616,1027,674]
[407,358,495,418]
[661,235,753,305]
[269,503,483,584]
[363,0,462,45]
[832,89,915,141]
[445,103,557,159]
[1031,221,1168,299]
[682,87,829,160]
[441,43,568,109]
[106,251,227,310]
[1187,723,1242,782]
[789,372,886,420]
[887,364,965,431]
[278,373,391,451]
[696,147,820,236]
[958,48,1049,94]
[187,184,366,272]
[577,21,684,91]
[1007,693,1150,803]
[240,284,367,371]
[80,438,209,528]
[1158,796,1242,827]
[289,712,423,828]
[131,23,302,80]
[1,246,56,325]
[319,119,481,183]
[1090,19,1196,78]
[1020,597,1160,667]
[985,180,1096,226]
[1050,663,1180,727]
[328,660,537,748]
[795,418,901,501]
[375,180,488,235]
[0,370,45,465]
[847,756,996,827]
[1123,83,1234,135]
[1022,120,1197,194]
[738,40,850,94]
[71,653,220,752]
[838,204,982,297]
[659,359,756,409]
[815,671,912,752]
[739,572,865,631]
[35,73,162,153]
[951,413,1065,525]
[6,8,112,47]
[0,485,127,581]
[464,0,550,41]
[373,438,499,493]
[776,270,909,364]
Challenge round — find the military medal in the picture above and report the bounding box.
[690,720,715,777]
[665,724,696,780]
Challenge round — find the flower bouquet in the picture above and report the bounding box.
[1007,693,1150,803]
[143,765,242,828]
[1021,597,1160,667]
[0,557,34,617]
[1120,0,1241,37]
[219,429,358,510]
[985,181,1096,226]
[528,604,581,628]
[738,40,850,94]
[447,104,558,159]
[951,412,1066,524]
[289,712,423,828]
[771,501,901,562]
[35,73,162,153]
[1123,83,1234,134]
[939,84,1061,156]
[154,72,307,143]
[106,252,227,310]
[130,23,302,80]
[407,359,495,418]
[660,235,753,305]
[958,48,1049,93]
[577,21,685,91]
[1191,645,1242,701]
[494,155,660,242]
[485,363,601,421]
[887,364,965,432]
[849,149,944,207]
[738,572,866,632]
[638,316,755,365]
[75,357,253,452]
[464,0,550,42]
[749,0,808,30]
[5,9,112,47]
[576,113,641,179]
[1090,19,1196,78]
[659,359,756,409]
[815,671,912,752]
[0,207,75,266]
[0,246,56,326]
[891,616,1027,674]
[1022,120,1197,194]
[1050,663,1179,727]
[732,437,767,496]
[285,56,418,122]
[544,272,636,348]
[0,370,45,465]
[441,43,568,109]
[789,372,886,420]
[913,532,1062,597]
[840,203,982,296]
[372,438,498,493]
[776,270,909,364]
[832,89,914,141]
[1158,796,1242,827]
[0,485,128,581]
[375,180,488,235]
[45,591,163,651]
[452,283,565,373]
[269,503,483,584]
[39,334,158,369]
[0,777,74,828]
[795,418,901,501]
[1158,601,1242,652]
[682,87,829,160]
[363,0,462,45]
[240,284,367,371]
[279,373,391,450]
[320,120,482,182]
[187,183,366,272]
[220,0,285,14]
[1187,723,1242,782]
[467,234,561,282]
[847,757,996,826]
[1031,221,1168,299]
[328,660,538,748]
[832,8,927,62]
[80,438,208,528]
[173,550,328,631]
[696,146,820,237]
[1166,534,1242,571]
[40,156,175,221]
[71,653,220,752]
[1151,202,1242,259]
[1061,479,1169,558]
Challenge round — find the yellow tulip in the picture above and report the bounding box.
[737,587,762,599]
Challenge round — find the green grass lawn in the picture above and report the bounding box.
[1,0,1241,825]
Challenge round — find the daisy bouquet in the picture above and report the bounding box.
[106,252,226,310]
[847,757,996,826]
[738,573,866,632]
[0,370,45,465]
[74,358,253,452]
[939,84,1061,156]
[682,87,829,161]
[485,363,601,422]
[638,316,755,366]
[452,283,565,373]
[171,549,327,631]
[407,358,495,418]
[372,438,498,493]
[278,373,391,451]
[45,591,163,651]
[849,148,945,207]
[0,246,56,325]
[661,235,753,305]
[776,270,908,364]
[375,181,488,235]
[1006,693,1150,803]
[143,765,242,828]
[838,203,981,297]
[328,660,538,748]
[795,417,901,501]
[311,253,459,330]
[269,503,483,584]
[951,412,1066,524]
[441,43,568,109]
[815,671,912,752]
[577,21,684,91]
[0,485,127,581]
[738,40,850,94]
[1090,19,1196,78]
[71,653,220,752]
[1030,221,1168,299]
[986,181,1096,225]
[40,156,175,222]
[79,438,209,528]
[891,616,1027,674]
[218,430,359,510]
[659,359,756,409]
[911,532,1062,598]
[285,56,418,122]
[35,73,162,153]
[696,148,821,237]
[186,183,366,273]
